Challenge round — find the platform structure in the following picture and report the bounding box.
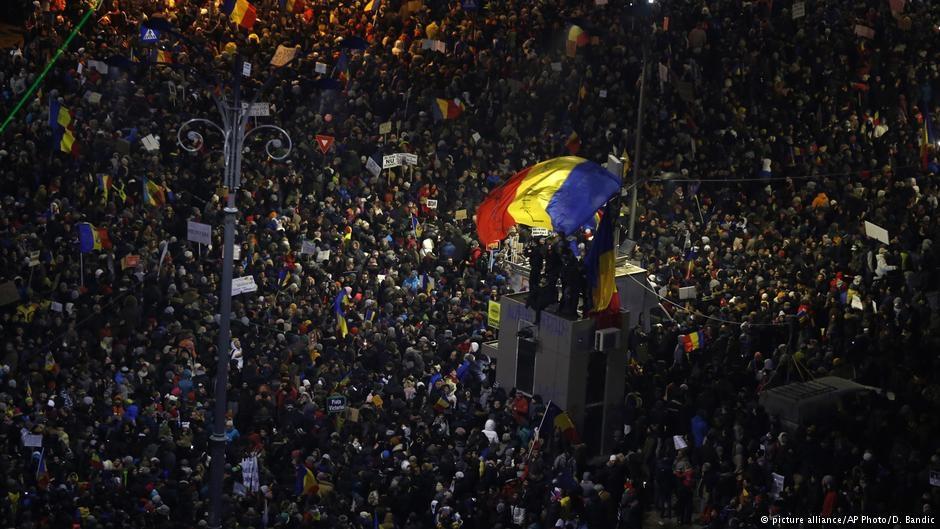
[483,262,658,454]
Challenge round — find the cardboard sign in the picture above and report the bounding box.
[270,45,298,67]
[487,300,500,328]
[854,25,875,39]
[379,121,392,135]
[315,135,334,154]
[141,134,160,152]
[426,199,438,209]
[231,276,258,296]
[326,395,347,413]
[366,156,382,177]
[792,2,805,19]
[187,221,212,245]
[864,221,890,244]
[454,209,467,220]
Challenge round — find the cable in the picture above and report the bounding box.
[0,0,104,135]
[621,270,786,328]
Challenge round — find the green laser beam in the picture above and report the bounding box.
[0,0,103,136]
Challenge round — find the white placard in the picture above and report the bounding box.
[382,154,402,169]
[402,153,418,166]
[531,227,550,237]
[187,221,212,245]
[29,250,40,267]
[51,301,63,312]
[242,61,252,77]
[87,60,109,74]
[316,250,330,262]
[379,121,392,135]
[426,199,438,209]
[314,62,327,74]
[864,221,890,244]
[248,102,270,117]
[673,435,688,450]
[850,295,863,310]
[366,157,382,177]
[300,240,317,255]
[22,434,43,447]
[792,2,805,19]
[233,245,241,261]
[471,132,481,143]
[678,286,697,300]
[142,134,160,152]
[231,275,257,296]
[771,473,785,498]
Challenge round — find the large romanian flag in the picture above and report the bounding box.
[432,98,464,120]
[222,0,257,30]
[476,156,621,245]
[49,98,77,155]
[334,289,349,337]
[585,203,619,312]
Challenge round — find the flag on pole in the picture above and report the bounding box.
[143,178,166,207]
[411,214,422,238]
[222,0,257,30]
[431,98,465,120]
[584,203,619,312]
[152,49,173,64]
[334,288,349,337]
[564,129,581,155]
[77,222,111,253]
[280,0,305,13]
[364,0,380,12]
[566,25,589,57]
[49,98,78,155]
[96,174,112,201]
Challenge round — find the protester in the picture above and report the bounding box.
[1,1,939,529]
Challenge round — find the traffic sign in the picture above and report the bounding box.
[315,134,334,154]
[140,26,160,43]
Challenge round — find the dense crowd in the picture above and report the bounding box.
[1,1,939,528]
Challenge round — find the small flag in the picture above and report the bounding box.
[564,130,581,155]
[280,0,305,14]
[77,223,111,253]
[143,178,166,207]
[432,98,465,121]
[36,449,49,489]
[411,214,422,238]
[152,49,173,64]
[222,0,257,30]
[566,25,589,57]
[49,98,78,155]
[301,466,318,495]
[112,181,127,203]
[433,397,450,412]
[96,174,112,200]
[334,289,349,337]
[364,0,380,12]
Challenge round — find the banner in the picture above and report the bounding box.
[487,300,500,328]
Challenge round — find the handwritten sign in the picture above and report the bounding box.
[366,157,382,177]
[426,199,438,209]
[401,153,418,166]
[231,275,257,296]
[382,154,401,169]
[270,45,299,67]
[379,121,392,135]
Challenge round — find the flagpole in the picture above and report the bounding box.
[79,252,84,288]
[526,399,551,461]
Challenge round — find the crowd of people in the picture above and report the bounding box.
[1,0,939,528]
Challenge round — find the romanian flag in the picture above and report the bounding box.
[49,98,77,155]
[411,214,422,238]
[585,203,619,312]
[433,397,450,412]
[334,289,349,337]
[36,449,49,490]
[280,0,305,13]
[222,0,257,30]
[143,178,166,207]
[335,51,350,84]
[97,174,112,200]
[364,0,380,11]
[432,98,464,120]
[152,49,173,64]
[564,129,581,155]
[77,223,111,253]
[544,402,581,444]
[680,330,704,353]
[301,466,318,495]
[566,25,589,57]
[476,156,621,246]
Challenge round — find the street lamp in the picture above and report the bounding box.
[176,56,292,529]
